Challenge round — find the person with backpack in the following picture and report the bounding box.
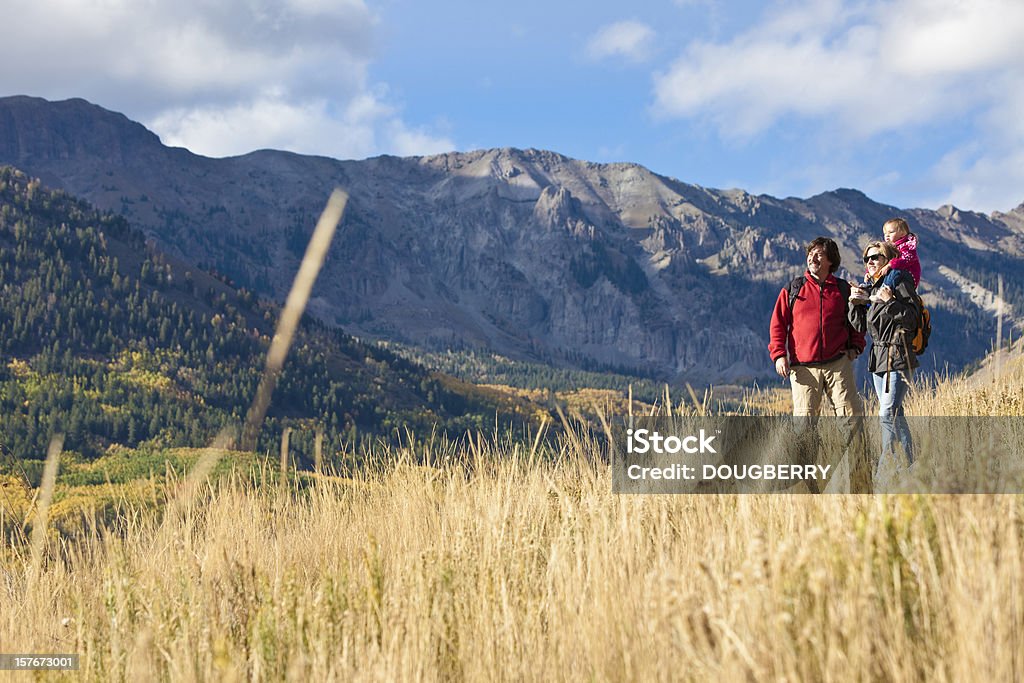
[847,241,921,479]
[768,237,865,417]
[768,237,870,492]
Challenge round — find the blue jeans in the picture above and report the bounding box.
[872,370,914,475]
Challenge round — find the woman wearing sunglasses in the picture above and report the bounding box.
[848,241,921,481]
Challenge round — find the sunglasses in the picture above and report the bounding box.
[863,253,883,263]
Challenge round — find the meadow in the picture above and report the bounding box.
[2,355,1024,682]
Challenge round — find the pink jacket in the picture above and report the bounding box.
[889,233,921,287]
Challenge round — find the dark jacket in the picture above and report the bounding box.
[769,272,865,365]
[847,269,920,373]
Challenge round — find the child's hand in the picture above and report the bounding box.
[875,262,891,278]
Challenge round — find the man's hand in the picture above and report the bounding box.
[876,285,894,302]
[775,357,790,378]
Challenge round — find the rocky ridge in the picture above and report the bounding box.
[2,95,1022,382]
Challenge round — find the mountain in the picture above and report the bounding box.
[0,166,535,460]
[2,95,1023,382]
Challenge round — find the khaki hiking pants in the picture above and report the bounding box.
[789,356,870,491]
[789,356,862,417]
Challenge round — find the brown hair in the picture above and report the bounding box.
[806,237,841,273]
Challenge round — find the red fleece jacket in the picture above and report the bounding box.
[768,272,865,365]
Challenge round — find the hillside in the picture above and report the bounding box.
[0,167,536,461]
[2,96,1023,381]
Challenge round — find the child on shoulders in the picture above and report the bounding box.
[877,217,920,289]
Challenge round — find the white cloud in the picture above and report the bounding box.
[883,0,1024,77]
[586,20,655,63]
[651,0,1024,211]
[150,91,454,159]
[0,0,454,158]
[387,121,456,158]
[924,71,1024,212]
[151,98,378,159]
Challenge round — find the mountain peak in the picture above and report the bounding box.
[0,95,164,166]
[812,187,871,203]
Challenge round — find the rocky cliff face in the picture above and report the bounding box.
[2,96,1023,382]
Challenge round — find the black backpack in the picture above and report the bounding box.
[787,275,851,311]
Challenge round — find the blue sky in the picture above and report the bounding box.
[2,0,1023,213]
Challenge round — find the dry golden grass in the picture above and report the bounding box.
[908,352,1024,416]
[2,364,1024,681]
[478,384,659,420]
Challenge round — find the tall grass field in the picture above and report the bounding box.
[2,357,1024,681]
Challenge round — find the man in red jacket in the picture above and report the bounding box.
[769,237,864,417]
